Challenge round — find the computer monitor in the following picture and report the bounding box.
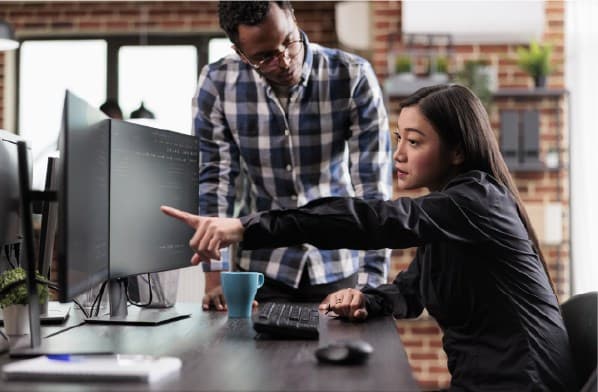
[38,156,59,281]
[56,91,111,301]
[57,90,198,324]
[0,130,31,251]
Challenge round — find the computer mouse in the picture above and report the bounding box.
[315,339,373,365]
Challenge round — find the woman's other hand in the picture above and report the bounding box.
[319,288,368,321]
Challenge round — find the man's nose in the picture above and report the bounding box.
[277,50,291,69]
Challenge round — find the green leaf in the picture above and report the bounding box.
[0,267,48,308]
[516,40,553,77]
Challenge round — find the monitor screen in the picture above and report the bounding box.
[109,121,198,278]
[57,91,198,321]
[57,92,111,301]
[0,130,31,248]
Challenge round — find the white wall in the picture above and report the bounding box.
[566,0,598,294]
[402,0,544,43]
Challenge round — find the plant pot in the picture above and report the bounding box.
[534,75,546,88]
[2,304,30,335]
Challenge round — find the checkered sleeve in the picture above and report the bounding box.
[193,65,240,272]
[348,60,393,287]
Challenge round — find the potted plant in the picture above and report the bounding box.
[516,41,553,88]
[430,55,450,83]
[394,55,413,75]
[0,267,48,335]
[434,56,449,74]
[455,60,493,111]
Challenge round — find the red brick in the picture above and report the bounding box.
[402,339,424,348]
[430,366,449,373]
[411,353,439,360]
[78,21,102,29]
[429,340,444,348]
[412,326,440,334]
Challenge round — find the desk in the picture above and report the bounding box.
[0,303,420,391]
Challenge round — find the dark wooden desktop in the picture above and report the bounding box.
[0,303,420,391]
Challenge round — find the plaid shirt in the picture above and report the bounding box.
[192,32,392,289]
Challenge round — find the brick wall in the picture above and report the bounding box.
[0,1,338,130]
[0,1,569,390]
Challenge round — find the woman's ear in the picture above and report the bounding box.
[451,146,465,166]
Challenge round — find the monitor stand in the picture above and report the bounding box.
[84,279,190,325]
[9,142,113,358]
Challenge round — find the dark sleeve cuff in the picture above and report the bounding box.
[362,284,409,319]
[362,292,394,318]
[239,213,259,228]
[239,212,266,249]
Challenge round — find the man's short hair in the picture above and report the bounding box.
[218,1,293,46]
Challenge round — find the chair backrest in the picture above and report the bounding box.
[561,291,598,390]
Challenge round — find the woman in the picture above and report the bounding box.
[162,84,576,391]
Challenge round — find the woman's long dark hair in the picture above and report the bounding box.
[400,84,557,296]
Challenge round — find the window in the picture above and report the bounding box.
[17,34,226,189]
[118,45,197,134]
[499,109,543,171]
[19,40,107,189]
[208,38,233,63]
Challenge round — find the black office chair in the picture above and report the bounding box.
[561,291,598,391]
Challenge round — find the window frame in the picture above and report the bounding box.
[14,33,226,131]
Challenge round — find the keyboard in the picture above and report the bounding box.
[253,302,320,339]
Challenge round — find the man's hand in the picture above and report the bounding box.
[202,271,258,311]
[160,205,245,264]
[319,288,368,321]
[202,271,227,311]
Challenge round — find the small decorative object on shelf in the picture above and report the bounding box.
[384,33,454,97]
[394,55,412,75]
[430,55,450,83]
[455,60,494,111]
[434,56,449,74]
[0,267,48,335]
[516,40,553,88]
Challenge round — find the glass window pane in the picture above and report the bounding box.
[209,38,234,63]
[19,40,107,189]
[118,46,197,135]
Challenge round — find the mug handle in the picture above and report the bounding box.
[257,273,265,288]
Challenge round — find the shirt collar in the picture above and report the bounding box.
[298,30,312,88]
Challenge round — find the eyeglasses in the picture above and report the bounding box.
[237,38,304,72]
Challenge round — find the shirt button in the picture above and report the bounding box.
[286,164,292,171]
[284,129,290,136]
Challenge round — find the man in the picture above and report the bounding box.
[194,1,392,310]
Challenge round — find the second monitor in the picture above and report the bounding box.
[57,91,198,324]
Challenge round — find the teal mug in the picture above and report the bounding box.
[221,272,264,318]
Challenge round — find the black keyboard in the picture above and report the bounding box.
[253,302,320,339]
